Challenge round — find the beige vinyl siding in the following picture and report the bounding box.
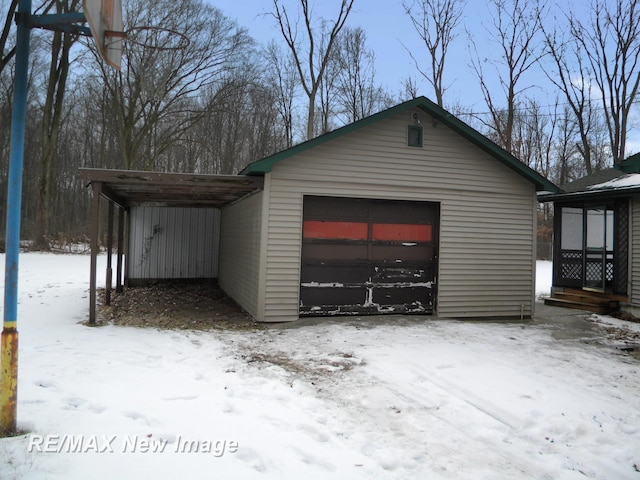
[262,108,536,321]
[630,195,640,306]
[218,191,264,319]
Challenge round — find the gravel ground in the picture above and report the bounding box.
[96,282,261,330]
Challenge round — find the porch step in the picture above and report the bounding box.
[563,288,628,302]
[543,288,623,315]
[543,297,612,314]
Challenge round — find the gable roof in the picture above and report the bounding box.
[538,152,640,202]
[559,168,626,193]
[240,96,559,193]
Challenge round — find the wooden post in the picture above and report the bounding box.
[105,201,114,306]
[89,181,101,325]
[116,207,124,293]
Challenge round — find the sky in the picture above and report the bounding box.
[212,0,490,107]
[209,0,640,156]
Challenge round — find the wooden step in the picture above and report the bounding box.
[562,288,627,302]
[543,297,612,314]
[553,291,619,307]
[544,287,627,314]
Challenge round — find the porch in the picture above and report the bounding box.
[544,288,627,314]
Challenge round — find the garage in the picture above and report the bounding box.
[300,196,439,315]
[83,97,557,323]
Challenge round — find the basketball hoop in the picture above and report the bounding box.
[125,26,190,51]
[83,0,124,69]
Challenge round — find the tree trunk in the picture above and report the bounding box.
[35,8,76,249]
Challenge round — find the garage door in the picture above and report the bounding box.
[300,196,438,316]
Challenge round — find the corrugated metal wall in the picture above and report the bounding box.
[260,108,536,322]
[127,206,220,281]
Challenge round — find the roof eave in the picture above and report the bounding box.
[416,103,558,193]
[241,97,559,193]
[538,186,640,202]
[240,97,428,175]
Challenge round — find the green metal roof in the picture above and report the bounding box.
[240,96,559,193]
[538,152,640,202]
[617,152,640,173]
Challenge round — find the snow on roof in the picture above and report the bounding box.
[587,172,640,190]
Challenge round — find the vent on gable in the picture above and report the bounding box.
[408,125,423,148]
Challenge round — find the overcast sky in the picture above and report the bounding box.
[211,0,545,110]
[208,0,639,154]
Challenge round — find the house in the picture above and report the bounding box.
[539,153,640,314]
[82,97,558,323]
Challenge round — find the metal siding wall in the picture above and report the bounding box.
[262,108,536,322]
[218,191,263,319]
[127,206,220,280]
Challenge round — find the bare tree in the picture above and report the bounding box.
[402,0,466,107]
[333,26,391,123]
[0,0,18,75]
[96,0,253,170]
[34,0,81,249]
[399,76,420,101]
[552,106,581,185]
[570,0,640,164]
[309,26,391,135]
[176,60,288,176]
[264,41,298,147]
[469,0,545,154]
[270,0,356,140]
[316,38,339,135]
[541,18,600,175]
[510,98,556,177]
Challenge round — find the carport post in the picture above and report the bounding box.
[116,207,124,293]
[105,201,114,306]
[89,181,102,325]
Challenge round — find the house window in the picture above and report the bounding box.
[407,125,423,147]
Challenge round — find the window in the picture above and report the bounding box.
[407,125,423,147]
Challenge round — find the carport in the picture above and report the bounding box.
[79,168,263,324]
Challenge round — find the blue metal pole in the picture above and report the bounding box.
[1,0,32,436]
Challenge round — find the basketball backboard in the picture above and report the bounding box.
[83,0,124,70]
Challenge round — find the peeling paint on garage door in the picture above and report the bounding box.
[300,196,439,316]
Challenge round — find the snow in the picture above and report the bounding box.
[0,254,639,479]
[536,260,553,297]
[587,173,640,190]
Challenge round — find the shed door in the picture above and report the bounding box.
[300,196,438,316]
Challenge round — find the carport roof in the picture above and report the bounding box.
[79,168,263,208]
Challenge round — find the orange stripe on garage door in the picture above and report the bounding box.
[303,221,369,240]
[372,223,432,242]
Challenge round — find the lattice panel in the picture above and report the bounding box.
[561,263,581,280]
[606,262,614,282]
[585,262,602,282]
[614,200,629,294]
[561,251,582,261]
[559,250,582,282]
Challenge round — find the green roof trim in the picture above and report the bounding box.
[240,96,559,193]
[618,152,640,173]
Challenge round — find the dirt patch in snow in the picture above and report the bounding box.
[584,314,640,360]
[96,282,262,331]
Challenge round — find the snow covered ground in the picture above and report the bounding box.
[0,253,639,479]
